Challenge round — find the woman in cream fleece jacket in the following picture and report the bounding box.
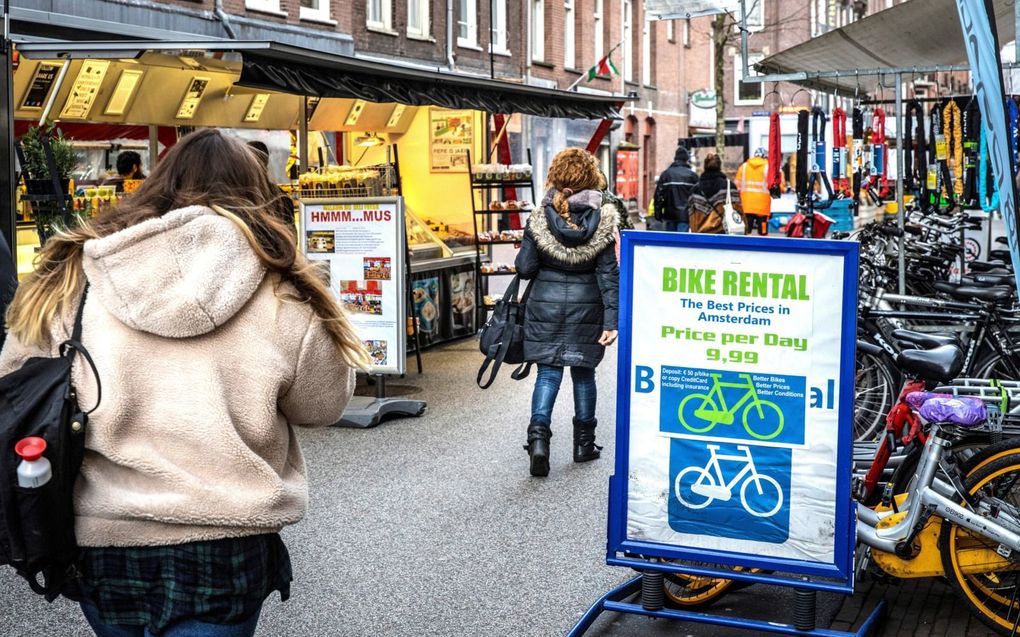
[1,130,364,637]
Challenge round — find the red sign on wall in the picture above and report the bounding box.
[616,149,639,200]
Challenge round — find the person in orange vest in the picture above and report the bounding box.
[735,148,772,235]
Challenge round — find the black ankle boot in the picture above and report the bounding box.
[573,418,603,463]
[523,420,552,477]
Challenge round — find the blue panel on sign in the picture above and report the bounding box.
[669,439,791,543]
[659,366,805,445]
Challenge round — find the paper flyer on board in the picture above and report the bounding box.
[625,243,847,565]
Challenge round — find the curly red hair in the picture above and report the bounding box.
[545,148,604,229]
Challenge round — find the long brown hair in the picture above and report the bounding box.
[545,148,603,229]
[7,129,369,369]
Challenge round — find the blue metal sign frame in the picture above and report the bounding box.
[607,231,859,592]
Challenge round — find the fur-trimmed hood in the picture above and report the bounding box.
[528,189,618,265]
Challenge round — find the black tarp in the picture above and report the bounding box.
[239,54,624,120]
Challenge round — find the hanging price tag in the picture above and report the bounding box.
[935,134,948,161]
[926,164,938,190]
[813,141,825,174]
[853,142,864,169]
[872,143,884,174]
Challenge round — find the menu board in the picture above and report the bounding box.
[59,60,110,119]
[301,197,406,375]
[21,63,62,110]
[430,108,473,172]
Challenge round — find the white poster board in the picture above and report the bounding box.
[300,197,406,375]
[609,233,857,582]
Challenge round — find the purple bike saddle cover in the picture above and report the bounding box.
[905,392,987,427]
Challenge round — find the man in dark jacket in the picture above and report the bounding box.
[0,233,16,350]
[653,146,698,231]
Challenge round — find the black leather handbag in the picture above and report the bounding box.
[0,284,101,599]
[476,275,533,389]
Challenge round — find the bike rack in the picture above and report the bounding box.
[567,573,887,637]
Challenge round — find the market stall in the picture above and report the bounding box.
[8,40,626,353]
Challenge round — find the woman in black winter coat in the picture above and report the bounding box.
[695,153,738,200]
[514,148,620,477]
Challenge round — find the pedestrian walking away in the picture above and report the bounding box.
[694,153,738,200]
[653,146,698,232]
[515,148,620,478]
[735,148,773,236]
[0,129,366,637]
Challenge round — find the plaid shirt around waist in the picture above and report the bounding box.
[73,533,292,635]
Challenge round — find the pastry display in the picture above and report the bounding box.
[298,164,398,198]
[477,229,524,243]
[470,163,533,182]
[480,262,516,274]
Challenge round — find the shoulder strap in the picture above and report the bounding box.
[71,282,88,343]
[476,330,513,389]
[61,282,102,413]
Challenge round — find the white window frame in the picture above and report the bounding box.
[407,0,430,37]
[299,0,331,22]
[564,0,575,68]
[593,0,603,62]
[745,0,764,32]
[641,15,651,85]
[531,0,545,62]
[734,53,764,106]
[246,0,283,14]
[366,0,392,30]
[682,18,690,47]
[458,0,478,47]
[490,0,508,53]
[666,20,674,43]
[623,0,633,82]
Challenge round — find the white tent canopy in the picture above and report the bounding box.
[755,0,1015,94]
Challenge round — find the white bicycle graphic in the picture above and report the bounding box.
[673,444,784,518]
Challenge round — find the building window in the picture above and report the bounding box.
[490,0,508,52]
[623,0,633,82]
[745,0,764,31]
[531,0,545,62]
[564,0,575,68]
[367,0,392,29]
[734,53,764,106]
[641,15,651,85]
[683,18,690,47]
[407,0,429,36]
[666,20,674,43]
[246,0,281,12]
[593,0,603,62]
[300,0,330,22]
[458,0,477,46]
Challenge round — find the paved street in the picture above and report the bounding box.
[0,342,981,636]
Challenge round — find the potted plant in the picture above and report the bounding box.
[19,124,79,242]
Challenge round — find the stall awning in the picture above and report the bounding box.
[755,0,1015,93]
[17,40,627,120]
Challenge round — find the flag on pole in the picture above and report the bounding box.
[586,52,619,81]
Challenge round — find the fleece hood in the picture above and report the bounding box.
[746,156,768,170]
[82,205,266,339]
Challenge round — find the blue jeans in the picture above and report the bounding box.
[676,222,690,232]
[531,364,597,424]
[81,603,262,637]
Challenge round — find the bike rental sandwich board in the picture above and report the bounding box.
[568,231,882,636]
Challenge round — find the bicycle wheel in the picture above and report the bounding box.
[678,393,720,434]
[940,454,1020,636]
[663,564,759,608]
[739,474,783,518]
[674,466,715,509]
[854,348,898,442]
[975,349,1020,382]
[741,401,784,441]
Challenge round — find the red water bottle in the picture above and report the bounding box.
[15,437,52,488]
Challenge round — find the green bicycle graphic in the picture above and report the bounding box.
[678,373,784,440]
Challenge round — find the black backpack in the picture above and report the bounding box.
[0,285,101,599]
[476,275,533,389]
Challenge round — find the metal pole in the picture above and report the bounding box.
[38,60,69,127]
[895,72,906,295]
[299,97,309,173]
[148,125,159,169]
[0,10,14,255]
[740,0,748,81]
[1015,0,1020,63]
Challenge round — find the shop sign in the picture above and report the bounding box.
[430,108,474,173]
[301,197,407,375]
[689,90,717,130]
[608,232,857,581]
[20,63,62,110]
[59,60,110,120]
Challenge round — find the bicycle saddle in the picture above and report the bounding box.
[896,345,964,383]
[905,392,987,428]
[968,260,1009,272]
[932,281,1014,302]
[990,249,1012,261]
[892,329,959,350]
[995,236,1010,246]
[962,273,1015,287]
